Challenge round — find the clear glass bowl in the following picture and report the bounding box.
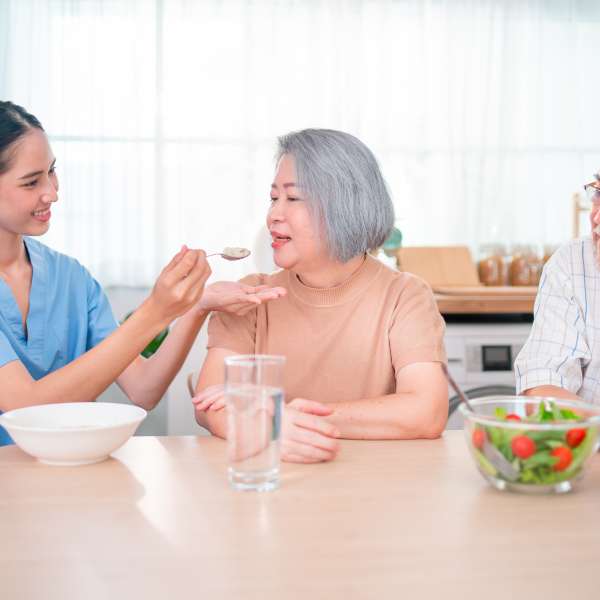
[459,396,600,494]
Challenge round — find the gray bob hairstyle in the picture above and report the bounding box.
[276,128,395,263]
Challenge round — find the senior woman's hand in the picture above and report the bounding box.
[193,384,227,412]
[198,281,287,315]
[281,399,340,463]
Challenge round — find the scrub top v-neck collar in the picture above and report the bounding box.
[0,237,47,359]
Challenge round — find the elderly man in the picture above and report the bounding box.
[515,174,600,402]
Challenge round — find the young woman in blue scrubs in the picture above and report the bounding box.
[0,102,285,445]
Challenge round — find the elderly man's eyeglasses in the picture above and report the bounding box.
[584,175,600,204]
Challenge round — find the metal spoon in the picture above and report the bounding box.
[442,363,519,482]
[482,439,520,482]
[207,247,251,261]
[441,363,474,412]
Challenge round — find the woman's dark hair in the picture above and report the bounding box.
[0,101,44,175]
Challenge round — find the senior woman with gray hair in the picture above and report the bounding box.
[193,129,448,463]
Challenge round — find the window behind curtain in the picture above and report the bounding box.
[1,0,599,286]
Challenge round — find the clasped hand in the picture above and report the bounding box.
[193,387,340,463]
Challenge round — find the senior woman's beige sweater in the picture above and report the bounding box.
[207,255,446,404]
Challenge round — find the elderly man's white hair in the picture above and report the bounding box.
[276,129,395,263]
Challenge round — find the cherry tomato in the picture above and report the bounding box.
[511,435,536,459]
[551,446,573,471]
[506,414,522,421]
[566,428,586,448]
[472,429,486,450]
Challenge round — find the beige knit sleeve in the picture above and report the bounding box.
[206,274,263,354]
[388,274,447,373]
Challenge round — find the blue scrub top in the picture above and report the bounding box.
[0,237,118,445]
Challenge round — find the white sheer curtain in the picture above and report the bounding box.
[1,0,599,286]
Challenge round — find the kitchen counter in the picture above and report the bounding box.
[1,432,599,599]
[434,286,537,315]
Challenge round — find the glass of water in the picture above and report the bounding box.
[224,355,285,491]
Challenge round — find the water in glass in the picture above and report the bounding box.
[226,383,283,491]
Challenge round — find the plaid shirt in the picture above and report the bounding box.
[515,238,600,402]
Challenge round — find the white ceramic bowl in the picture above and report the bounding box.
[0,402,147,465]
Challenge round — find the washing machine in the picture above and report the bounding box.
[444,314,533,429]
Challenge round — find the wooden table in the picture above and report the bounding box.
[2,432,599,599]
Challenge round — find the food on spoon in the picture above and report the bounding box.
[223,247,250,259]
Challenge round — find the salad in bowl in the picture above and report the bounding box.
[459,396,600,494]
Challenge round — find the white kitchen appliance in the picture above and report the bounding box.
[444,316,532,429]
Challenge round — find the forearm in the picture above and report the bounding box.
[523,385,581,401]
[196,408,228,438]
[193,347,236,437]
[120,308,209,409]
[2,298,169,411]
[325,392,448,440]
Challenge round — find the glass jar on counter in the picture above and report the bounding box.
[509,245,542,286]
[478,244,508,286]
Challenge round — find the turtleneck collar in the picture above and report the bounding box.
[286,254,384,307]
